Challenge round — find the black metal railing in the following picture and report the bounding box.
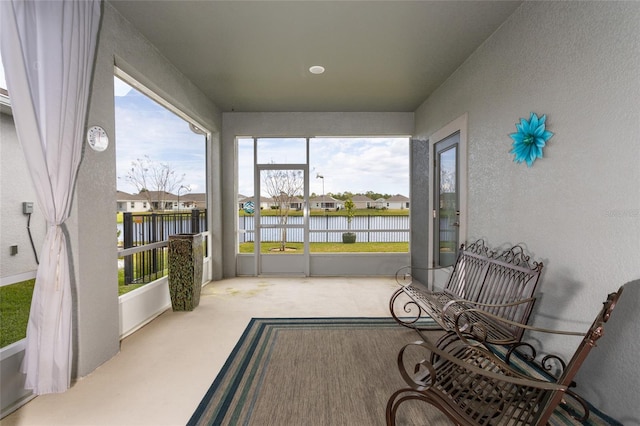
[120,210,207,285]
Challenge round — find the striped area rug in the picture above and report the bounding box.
[188,318,620,426]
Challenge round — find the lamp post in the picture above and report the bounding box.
[316,173,327,242]
[316,174,324,209]
[177,184,190,213]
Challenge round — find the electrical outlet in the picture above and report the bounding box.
[23,202,34,214]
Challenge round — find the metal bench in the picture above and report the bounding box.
[386,286,624,425]
[389,240,543,345]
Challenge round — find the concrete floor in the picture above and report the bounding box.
[2,277,400,426]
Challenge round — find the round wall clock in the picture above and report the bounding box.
[87,125,109,152]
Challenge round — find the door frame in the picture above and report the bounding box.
[427,113,468,289]
[254,155,310,276]
[433,132,460,268]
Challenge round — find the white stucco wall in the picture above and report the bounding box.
[221,112,414,277]
[413,2,640,421]
[0,112,45,281]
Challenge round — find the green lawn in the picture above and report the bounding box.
[239,241,408,253]
[0,274,147,348]
[0,279,34,347]
[118,265,147,295]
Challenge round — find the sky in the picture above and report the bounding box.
[2,57,409,198]
[114,77,207,195]
[238,137,409,198]
[118,74,410,198]
[1,56,207,195]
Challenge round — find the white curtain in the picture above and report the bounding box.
[0,0,101,394]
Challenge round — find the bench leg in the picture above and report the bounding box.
[386,387,464,426]
[386,388,421,426]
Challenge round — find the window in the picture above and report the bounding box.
[114,71,208,294]
[257,138,306,164]
[237,137,410,254]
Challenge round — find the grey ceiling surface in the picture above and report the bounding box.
[109,1,521,113]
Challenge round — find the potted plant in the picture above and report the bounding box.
[342,198,357,243]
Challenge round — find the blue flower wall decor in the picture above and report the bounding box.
[509,112,553,167]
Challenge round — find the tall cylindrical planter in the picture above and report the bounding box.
[168,233,203,311]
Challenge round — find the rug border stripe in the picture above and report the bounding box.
[209,321,269,425]
[187,318,260,426]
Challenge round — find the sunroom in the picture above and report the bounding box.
[1,1,638,423]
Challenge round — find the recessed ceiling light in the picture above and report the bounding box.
[309,65,325,75]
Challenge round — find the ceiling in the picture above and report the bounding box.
[109,1,522,113]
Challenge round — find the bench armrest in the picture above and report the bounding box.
[441,298,538,343]
[452,307,585,346]
[444,297,536,311]
[441,296,537,321]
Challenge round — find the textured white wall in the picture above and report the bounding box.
[0,113,45,279]
[413,2,640,421]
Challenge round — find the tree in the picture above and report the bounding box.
[342,198,357,243]
[365,190,391,200]
[440,167,456,194]
[344,199,355,230]
[124,155,185,211]
[332,191,353,201]
[262,169,304,251]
